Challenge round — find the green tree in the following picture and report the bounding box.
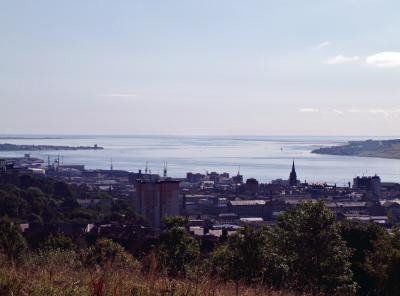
[0,190,26,219]
[23,187,47,217]
[0,217,26,261]
[53,181,73,199]
[156,216,200,277]
[276,201,355,295]
[384,248,400,295]
[212,226,287,295]
[19,174,35,189]
[340,221,387,295]
[110,199,139,223]
[353,226,400,296]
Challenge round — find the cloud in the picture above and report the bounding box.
[323,51,400,68]
[368,109,386,115]
[312,41,332,50]
[98,93,138,98]
[332,109,344,115]
[366,52,400,68]
[346,109,362,113]
[332,109,400,117]
[366,109,400,117]
[323,55,360,65]
[299,108,320,113]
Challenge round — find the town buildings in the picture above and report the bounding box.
[3,154,400,240]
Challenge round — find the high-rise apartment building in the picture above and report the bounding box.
[135,179,180,229]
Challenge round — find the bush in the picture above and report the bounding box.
[156,217,200,277]
[81,238,141,272]
[0,217,27,261]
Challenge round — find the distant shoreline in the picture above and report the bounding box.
[312,139,400,160]
[0,136,64,140]
[0,143,104,151]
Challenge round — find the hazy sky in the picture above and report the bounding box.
[1,0,400,136]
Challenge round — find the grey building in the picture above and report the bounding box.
[135,179,180,229]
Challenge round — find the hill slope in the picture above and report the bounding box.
[312,139,400,159]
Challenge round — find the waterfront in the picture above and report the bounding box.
[1,135,400,185]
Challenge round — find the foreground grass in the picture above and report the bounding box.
[0,250,298,296]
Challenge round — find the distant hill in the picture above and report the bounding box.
[312,139,400,159]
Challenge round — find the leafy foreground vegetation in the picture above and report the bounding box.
[1,175,400,295]
[0,248,299,296]
[0,173,141,225]
[0,221,302,296]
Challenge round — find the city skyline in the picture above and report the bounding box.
[2,2,400,295]
[1,0,400,136]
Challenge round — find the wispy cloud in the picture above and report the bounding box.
[366,52,400,68]
[98,93,138,98]
[323,51,400,68]
[299,108,320,113]
[312,41,332,50]
[332,109,344,115]
[333,109,400,117]
[346,109,362,113]
[323,55,360,65]
[297,108,399,117]
[368,109,386,115]
[366,109,400,117]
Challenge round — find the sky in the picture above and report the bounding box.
[1,0,400,136]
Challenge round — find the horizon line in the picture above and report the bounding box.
[0,133,399,138]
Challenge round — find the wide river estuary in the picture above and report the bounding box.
[1,135,400,185]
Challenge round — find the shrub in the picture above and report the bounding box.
[81,238,141,272]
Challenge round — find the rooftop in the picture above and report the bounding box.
[229,200,266,206]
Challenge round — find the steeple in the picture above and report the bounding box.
[289,160,298,186]
[163,161,167,178]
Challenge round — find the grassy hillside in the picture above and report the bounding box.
[0,250,297,296]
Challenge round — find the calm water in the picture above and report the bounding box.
[1,135,400,185]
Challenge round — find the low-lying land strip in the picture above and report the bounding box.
[0,143,103,151]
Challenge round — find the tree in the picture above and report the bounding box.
[19,174,35,189]
[23,187,47,217]
[60,196,80,211]
[339,222,400,295]
[384,249,400,295]
[362,235,396,296]
[0,190,27,219]
[110,199,139,223]
[340,221,387,295]
[212,226,287,295]
[156,216,199,277]
[53,181,73,199]
[276,201,355,294]
[0,217,26,261]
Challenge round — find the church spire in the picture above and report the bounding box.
[289,160,298,186]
